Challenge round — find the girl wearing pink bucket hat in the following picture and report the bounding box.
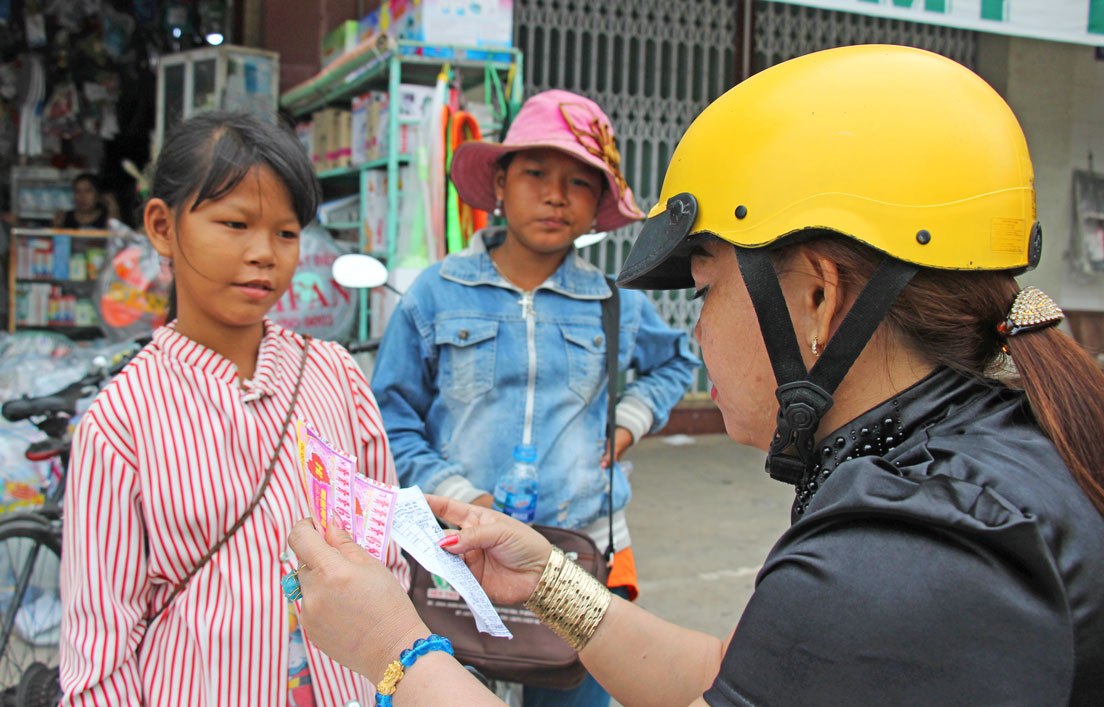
[369,89,698,706]
[448,88,646,233]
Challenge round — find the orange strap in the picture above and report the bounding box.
[606,546,639,601]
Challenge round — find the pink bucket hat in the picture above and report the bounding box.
[450,89,645,232]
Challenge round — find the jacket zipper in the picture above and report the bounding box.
[520,290,536,446]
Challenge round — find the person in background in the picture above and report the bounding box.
[369,89,698,706]
[287,45,1103,706]
[59,111,408,706]
[52,172,118,229]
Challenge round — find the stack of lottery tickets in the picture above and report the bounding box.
[297,421,397,561]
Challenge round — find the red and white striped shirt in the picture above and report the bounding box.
[60,321,409,706]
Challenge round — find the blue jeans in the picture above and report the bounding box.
[522,586,631,707]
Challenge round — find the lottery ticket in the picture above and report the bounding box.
[351,475,397,561]
[297,421,396,557]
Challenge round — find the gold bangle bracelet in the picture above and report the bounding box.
[525,547,612,652]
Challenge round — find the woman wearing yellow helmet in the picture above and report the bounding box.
[283,45,1104,706]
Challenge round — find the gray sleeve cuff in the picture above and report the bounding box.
[433,474,490,504]
[615,395,655,443]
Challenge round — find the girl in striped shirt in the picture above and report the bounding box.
[59,111,408,706]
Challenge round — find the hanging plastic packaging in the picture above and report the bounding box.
[94,220,172,341]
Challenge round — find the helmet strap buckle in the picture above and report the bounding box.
[768,381,834,484]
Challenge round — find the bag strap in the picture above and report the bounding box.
[600,278,620,566]
[147,335,313,624]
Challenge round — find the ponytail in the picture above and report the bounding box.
[1006,328,1104,516]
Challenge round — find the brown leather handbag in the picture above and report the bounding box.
[405,524,609,689]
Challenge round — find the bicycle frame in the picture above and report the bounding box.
[0,452,67,665]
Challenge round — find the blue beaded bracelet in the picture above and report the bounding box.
[375,634,454,706]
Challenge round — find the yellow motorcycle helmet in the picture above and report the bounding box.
[618,44,1039,291]
[617,45,1041,491]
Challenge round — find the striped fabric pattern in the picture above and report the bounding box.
[59,321,409,706]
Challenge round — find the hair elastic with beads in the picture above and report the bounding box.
[997,286,1064,339]
[375,634,454,706]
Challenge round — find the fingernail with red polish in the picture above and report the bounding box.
[438,534,459,547]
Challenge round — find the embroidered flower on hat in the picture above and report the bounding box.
[558,103,643,215]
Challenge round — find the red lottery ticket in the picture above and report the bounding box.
[297,420,396,558]
[351,475,397,561]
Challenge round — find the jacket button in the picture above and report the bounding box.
[458,329,469,341]
[594,335,603,346]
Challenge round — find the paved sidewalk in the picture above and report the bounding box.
[622,433,794,638]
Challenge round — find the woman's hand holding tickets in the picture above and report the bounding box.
[288,519,428,681]
[428,494,554,605]
[288,495,555,680]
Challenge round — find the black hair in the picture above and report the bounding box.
[151,111,321,227]
[72,172,102,192]
[496,152,516,172]
[152,111,321,321]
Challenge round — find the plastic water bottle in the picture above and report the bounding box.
[493,444,539,523]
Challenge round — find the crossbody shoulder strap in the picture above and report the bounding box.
[147,335,313,624]
[600,278,620,565]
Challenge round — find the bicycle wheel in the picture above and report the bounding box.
[0,514,62,700]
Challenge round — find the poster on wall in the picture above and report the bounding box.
[268,224,357,342]
[765,0,1104,46]
[1071,170,1104,274]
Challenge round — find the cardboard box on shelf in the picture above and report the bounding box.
[327,109,353,170]
[75,299,97,326]
[51,236,70,281]
[322,20,360,68]
[376,84,434,158]
[365,91,388,162]
[364,170,389,253]
[86,247,106,280]
[358,1,514,61]
[23,238,52,279]
[312,108,337,172]
[379,0,416,39]
[69,253,87,282]
[357,8,382,43]
[319,194,361,226]
[406,0,513,59]
[351,94,371,165]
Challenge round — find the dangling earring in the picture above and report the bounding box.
[493,199,503,218]
[591,217,598,233]
[810,336,820,358]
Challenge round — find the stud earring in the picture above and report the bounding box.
[810,336,820,358]
[493,199,503,218]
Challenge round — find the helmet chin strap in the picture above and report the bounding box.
[734,246,918,485]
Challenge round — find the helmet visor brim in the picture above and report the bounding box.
[616,193,700,290]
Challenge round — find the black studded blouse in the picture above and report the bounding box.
[705,367,1104,707]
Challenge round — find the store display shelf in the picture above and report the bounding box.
[317,155,410,181]
[13,325,103,341]
[15,277,96,289]
[281,38,521,117]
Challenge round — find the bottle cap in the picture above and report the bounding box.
[512,444,537,463]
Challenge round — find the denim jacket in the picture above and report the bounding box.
[370,228,698,541]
